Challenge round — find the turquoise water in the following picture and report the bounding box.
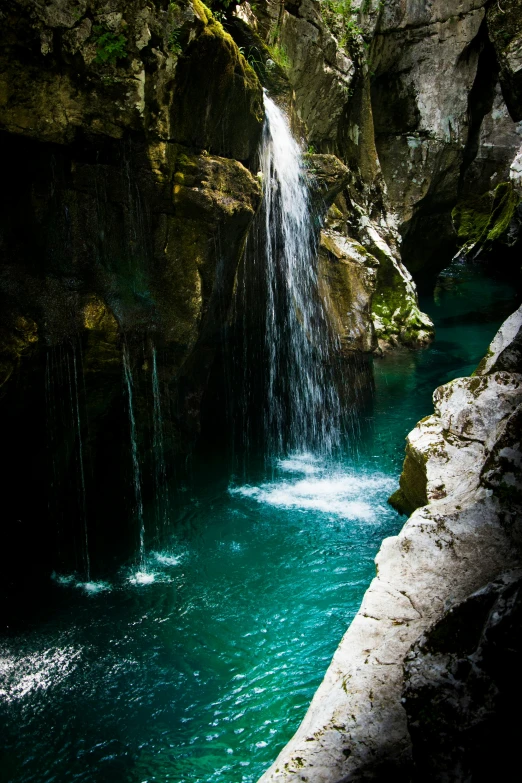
[0,265,517,783]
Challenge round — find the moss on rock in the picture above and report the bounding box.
[394,444,429,516]
[452,181,520,257]
[371,251,434,348]
[171,2,264,161]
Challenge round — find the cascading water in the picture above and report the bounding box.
[151,344,169,534]
[45,343,90,580]
[122,343,145,571]
[242,95,342,460]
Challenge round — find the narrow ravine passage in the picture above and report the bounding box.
[0,265,516,783]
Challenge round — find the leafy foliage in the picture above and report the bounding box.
[93,26,128,64]
[267,43,290,70]
[320,0,365,50]
[168,28,183,54]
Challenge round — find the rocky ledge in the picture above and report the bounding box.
[257,304,522,782]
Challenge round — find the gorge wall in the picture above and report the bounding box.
[0,0,438,584]
[1,0,522,777]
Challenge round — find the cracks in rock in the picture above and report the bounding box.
[398,589,423,618]
[376,8,485,38]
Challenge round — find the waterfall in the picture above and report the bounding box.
[244,95,341,459]
[151,345,168,534]
[122,344,145,568]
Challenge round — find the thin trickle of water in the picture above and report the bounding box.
[151,345,168,534]
[71,347,90,581]
[122,343,145,567]
[258,95,341,457]
[45,344,91,578]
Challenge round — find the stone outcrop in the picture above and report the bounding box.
[487,0,522,122]
[257,306,522,782]
[372,1,487,227]
[0,0,263,156]
[403,571,522,782]
[369,0,522,281]
[0,0,263,415]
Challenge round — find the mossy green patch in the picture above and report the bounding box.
[391,444,429,516]
[92,26,128,65]
[452,181,520,256]
[171,3,263,160]
[371,251,432,345]
[388,488,411,516]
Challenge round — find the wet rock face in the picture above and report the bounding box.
[0,0,263,155]
[0,0,263,581]
[403,572,522,783]
[0,1,263,395]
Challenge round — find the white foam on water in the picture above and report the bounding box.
[79,581,111,594]
[129,571,156,586]
[231,464,396,521]
[277,454,321,475]
[51,573,112,594]
[153,552,183,567]
[0,645,82,703]
[51,572,76,586]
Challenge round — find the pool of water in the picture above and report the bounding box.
[0,264,518,783]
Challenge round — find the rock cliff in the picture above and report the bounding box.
[0,0,264,575]
[257,306,522,783]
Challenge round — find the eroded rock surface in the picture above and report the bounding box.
[0,0,264,576]
[403,571,522,782]
[257,306,522,782]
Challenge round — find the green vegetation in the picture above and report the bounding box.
[267,43,290,70]
[320,0,365,50]
[452,182,520,256]
[93,26,128,64]
[168,28,183,54]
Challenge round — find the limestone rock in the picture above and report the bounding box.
[306,153,351,209]
[257,307,522,782]
[392,371,522,515]
[510,146,522,195]
[279,1,355,152]
[475,303,522,374]
[403,571,522,782]
[318,230,379,353]
[372,2,486,227]
[462,82,522,196]
[487,0,522,122]
[171,8,263,161]
[0,0,263,156]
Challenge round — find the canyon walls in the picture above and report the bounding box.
[0,1,521,778]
